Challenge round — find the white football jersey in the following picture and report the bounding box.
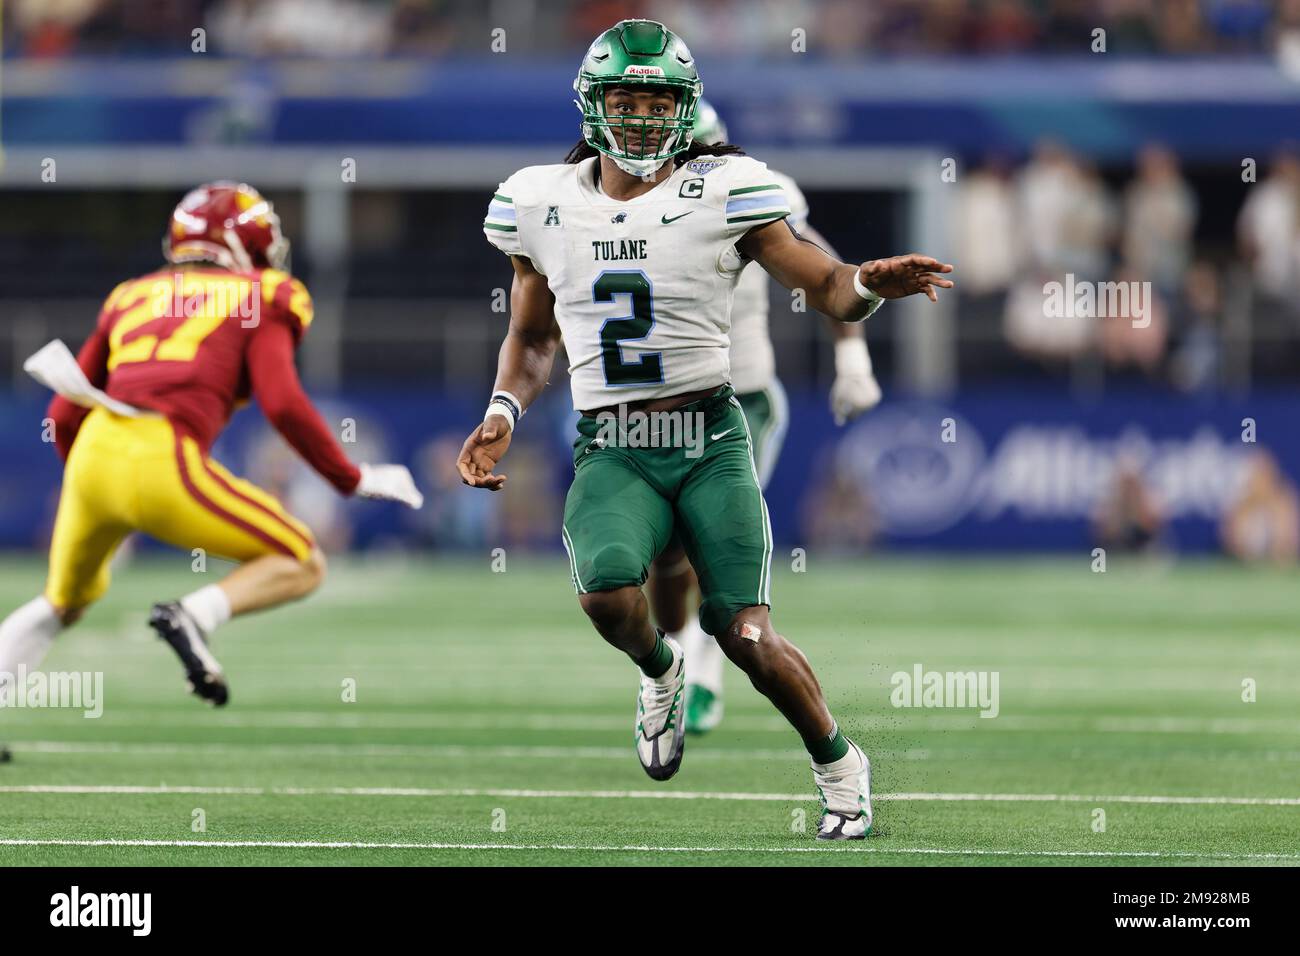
[726,169,809,395]
[483,154,791,410]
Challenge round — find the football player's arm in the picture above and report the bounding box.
[47,325,111,462]
[251,275,421,507]
[247,320,363,495]
[737,219,955,322]
[457,255,559,491]
[788,221,865,344]
[493,255,561,412]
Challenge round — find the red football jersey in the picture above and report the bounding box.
[50,265,361,494]
[97,266,306,447]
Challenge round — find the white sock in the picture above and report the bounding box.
[180,585,231,636]
[692,626,725,695]
[667,617,705,663]
[668,618,722,694]
[0,596,64,689]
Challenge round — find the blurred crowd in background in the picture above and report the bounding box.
[954,141,1300,389]
[4,0,1298,566]
[6,0,1300,59]
[1092,447,1299,563]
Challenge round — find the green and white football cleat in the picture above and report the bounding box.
[635,636,685,781]
[684,684,723,735]
[813,739,872,840]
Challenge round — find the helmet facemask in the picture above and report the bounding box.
[249,202,291,271]
[575,77,701,178]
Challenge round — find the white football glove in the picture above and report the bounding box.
[830,338,882,426]
[356,463,424,509]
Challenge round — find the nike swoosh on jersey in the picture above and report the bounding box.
[711,427,737,440]
[661,212,694,224]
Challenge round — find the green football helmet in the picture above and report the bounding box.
[573,19,703,178]
[693,98,729,147]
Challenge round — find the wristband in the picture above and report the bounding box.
[852,270,884,303]
[850,270,886,322]
[485,390,523,432]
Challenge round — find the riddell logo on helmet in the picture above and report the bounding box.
[623,65,665,76]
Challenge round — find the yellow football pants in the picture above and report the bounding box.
[45,407,315,609]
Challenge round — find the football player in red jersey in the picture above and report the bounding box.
[0,182,423,720]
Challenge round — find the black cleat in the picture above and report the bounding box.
[149,601,229,706]
[0,745,12,764]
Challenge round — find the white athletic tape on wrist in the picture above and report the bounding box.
[485,402,516,432]
[848,272,885,323]
[852,270,884,303]
[485,390,524,432]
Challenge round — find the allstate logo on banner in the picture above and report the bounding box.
[838,405,985,535]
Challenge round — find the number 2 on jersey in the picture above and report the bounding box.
[594,270,663,387]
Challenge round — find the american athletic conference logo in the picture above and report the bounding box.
[837,405,985,535]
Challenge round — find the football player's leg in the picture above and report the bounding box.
[151,433,323,615]
[563,448,685,780]
[137,431,324,703]
[564,448,672,659]
[2,510,117,690]
[648,538,716,734]
[648,535,695,633]
[2,441,129,748]
[714,603,870,838]
[41,478,131,626]
[676,418,821,732]
[663,380,788,734]
[676,397,870,835]
[41,418,135,624]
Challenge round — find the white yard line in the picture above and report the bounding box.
[3,740,802,760]
[8,738,1300,767]
[2,784,1297,806]
[8,710,1300,734]
[0,838,1295,861]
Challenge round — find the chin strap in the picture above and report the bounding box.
[611,155,663,178]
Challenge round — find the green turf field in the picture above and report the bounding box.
[0,553,1297,866]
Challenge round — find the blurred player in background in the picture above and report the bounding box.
[459,19,953,839]
[0,183,423,731]
[647,99,882,735]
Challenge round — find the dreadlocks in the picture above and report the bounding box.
[564,139,747,165]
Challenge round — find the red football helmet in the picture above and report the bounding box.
[163,181,290,272]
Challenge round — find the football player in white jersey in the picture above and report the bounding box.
[647,99,883,736]
[458,19,953,839]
